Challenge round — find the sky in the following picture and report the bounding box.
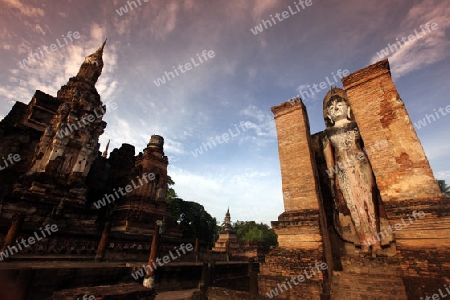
[0,0,449,225]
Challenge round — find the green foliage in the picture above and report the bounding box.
[232,221,278,250]
[438,180,450,197]
[165,176,218,242]
[165,175,177,201]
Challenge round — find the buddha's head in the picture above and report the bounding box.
[323,87,352,127]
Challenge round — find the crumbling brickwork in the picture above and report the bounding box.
[258,100,330,299]
[342,59,441,202]
[261,59,450,299]
[271,101,322,213]
[0,41,174,261]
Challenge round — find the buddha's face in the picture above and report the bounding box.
[327,96,349,123]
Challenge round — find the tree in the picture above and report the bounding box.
[438,180,450,197]
[232,221,278,250]
[165,176,218,243]
[165,175,177,201]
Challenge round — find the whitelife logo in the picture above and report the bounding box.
[250,0,313,35]
[56,102,118,139]
[421,283,450,300]
[265,261,328,298]
[17,31,80,69]
[115,0,149,16]
[0,224,58,261]
[153,50,215,87]
[190,121,252,158]
[413,104,450,130]
[0,153,21,171]
[131,243,194,280]
[363,210,425,247]
[93,173,156,209]
[376,21,439,59]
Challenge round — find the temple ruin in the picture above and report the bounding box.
[258,59,450,299]
[0,40,448,299]
[212,209,240,254]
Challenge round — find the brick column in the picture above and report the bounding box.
[258,99,327,299]
[342,60,450,298]
[94,221,110,262]
[270,100,323,250]
[1,213,25,253]
[143,224,160,289]
[342,59,441,202]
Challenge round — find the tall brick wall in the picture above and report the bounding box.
[270,100,325,251]
[341,59,441,202]
[271,101,322,212]
[261,60,450,299]
[257,100,328,299]
[340,60,450,299]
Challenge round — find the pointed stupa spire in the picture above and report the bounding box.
[100,39,107,50]
[224,208,231,230]
[96,39,107,57]
[77,39,107,84]
[102,139,110,158]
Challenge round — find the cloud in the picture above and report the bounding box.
[90,23,105,42]
[168,165,283,224]
[164,138,185,155]
[240,105,276,137]
[239,105,276,149]
[435,171,450,182]
[370,0,450,78]
[251,0,279,20]
[0,0,44,17]
[0,21,119,121]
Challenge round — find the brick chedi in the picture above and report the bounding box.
[0,41,175,261]
[110,135,169,236]
[259,59,450,299]
[0,41,109,257]
[212,209,240,254]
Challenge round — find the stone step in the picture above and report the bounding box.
[8,255,95,262]
[155,288,199,300]
[52,283,156,300]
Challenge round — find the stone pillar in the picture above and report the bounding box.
[258,99,328,298]
[143,224,160,289]
[342,59,441,202]
[248,259,258,299]
[341,59,450,298]
[270,100,323,249]
[94,221,110,262]
[194,238,199,252]
[1,213,25,253]
[194,238,199,262]
[200,262,211,292]
[271,99,321,212]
